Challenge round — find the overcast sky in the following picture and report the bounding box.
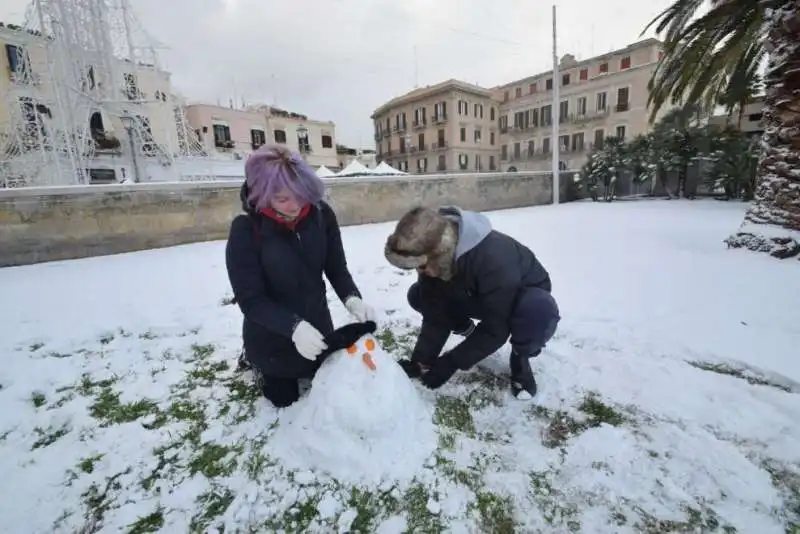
[1,0,675,147]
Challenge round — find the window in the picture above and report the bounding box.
[532,108,539,127]
[571,132,584,151]
[5,44,32,83]
[473,128,482,143]
[559,135,569,151]
[499,115,508,132]
[437,129,445,146]
[213,123,231,147]
[474,103,484,118]
[399,136,406,153]
[541,105,552,126]
[529,83,536,94]
[434,102,447,120]
[321,134,333,148]
[596,92,607,111]
[490,131,495,145]
[545,78,553,90]
[593,129,604,148]
[579,68,588,81]
[577,97,587,116]
[438,154,446,171]
[417,158,427,172]
[527,140,535,156]
[515,87,522,98]
[459,153,469,170]
[615,125,626,140]
[616,87,630,111]
[418,132,425,150]
[460,127,466,142]
[514,111,524,128]
[542,137,551,153]
[297,129,311,153]
[250,128,265,149]
[599,62,609,73]
[559,101,568,123]
[489,155,496,170]
[501,144,508,160]
[123,73,139,100]
[474,154,482,171]
[458,100,469,115]
[562,73,570,86]
[620,56,631,69]
[414,107,427,126]
[274,129,287,143]
[503,90,509,102]
[490,107,495,121]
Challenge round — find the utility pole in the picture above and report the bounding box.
[551,5,561,206]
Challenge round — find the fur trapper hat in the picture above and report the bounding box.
[384,206,458,279]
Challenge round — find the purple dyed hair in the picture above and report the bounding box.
[244,144,325,211]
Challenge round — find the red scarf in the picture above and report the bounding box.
[260,204,311,231]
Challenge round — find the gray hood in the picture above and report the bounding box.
[438,205,493,260]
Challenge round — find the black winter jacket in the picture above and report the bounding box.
[412,206,551,370]
[225,185,361,378]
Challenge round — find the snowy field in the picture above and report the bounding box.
[0,199,798,534]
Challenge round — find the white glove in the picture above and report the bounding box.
[344,297,376,322]
[291,321,328,361]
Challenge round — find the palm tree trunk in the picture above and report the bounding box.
[725,0,800,259]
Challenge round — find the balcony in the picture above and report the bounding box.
[432,115,448,124]
[431,141,448,151]
[396,123,407,133]
[412,120,427,130]
[382,131,391,139]
[615,102,630,112]
[374,132,382,141]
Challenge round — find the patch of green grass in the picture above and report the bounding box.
[77,453,104,474]
[189,486,235,533]
[434,396,476,438]
[344,486,403,533]
[687,361,791,392]
[89,387,159,427]
[633,503,736,533]
[374,323,419,358]
[403,483,445,533]
[31,423,71,450]
[472,491,516,533]
[139,331,158,340]
[31,391,47,408]
[187,442,242,478]
[762,460,800,532]
[189,343,215,361]
[126,506,165,534]
[529,471,581,531]
[528,392,628,449]
[78,468,130,533]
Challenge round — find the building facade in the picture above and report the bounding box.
[708,96,765,139]
[370,39,671,173]
[371,79,500,174]
[496,38,668,172]
[184,103,339,168]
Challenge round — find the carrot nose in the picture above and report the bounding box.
[361,352,376,371]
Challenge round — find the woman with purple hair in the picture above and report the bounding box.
[225,144,375,408]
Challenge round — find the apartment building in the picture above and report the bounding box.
[496,38,669,171]
[184,103,339,168]
[371,79,500,174]
[708,96,765,139]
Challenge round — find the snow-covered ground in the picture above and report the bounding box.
[0,199,798,534]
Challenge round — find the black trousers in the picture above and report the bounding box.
[257,372,301,408]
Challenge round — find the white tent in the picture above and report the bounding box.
[336,159,374,177]
[315,165,336,178]
[372,161,406,176]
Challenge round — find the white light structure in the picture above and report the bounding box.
[0,0,207,188]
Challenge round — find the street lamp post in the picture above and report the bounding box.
[120,115,141,183]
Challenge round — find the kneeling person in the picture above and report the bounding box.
[385,206,560,398]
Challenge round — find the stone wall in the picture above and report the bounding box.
[0,172,554,267]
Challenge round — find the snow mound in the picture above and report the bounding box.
[269,333,437,486]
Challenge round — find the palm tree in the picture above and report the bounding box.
[644,0,800,259]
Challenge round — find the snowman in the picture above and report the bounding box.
[269,323,438,486]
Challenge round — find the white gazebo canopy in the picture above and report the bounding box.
[336,159,374,177]
[315,165,336,178]
[372,161,406,175]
